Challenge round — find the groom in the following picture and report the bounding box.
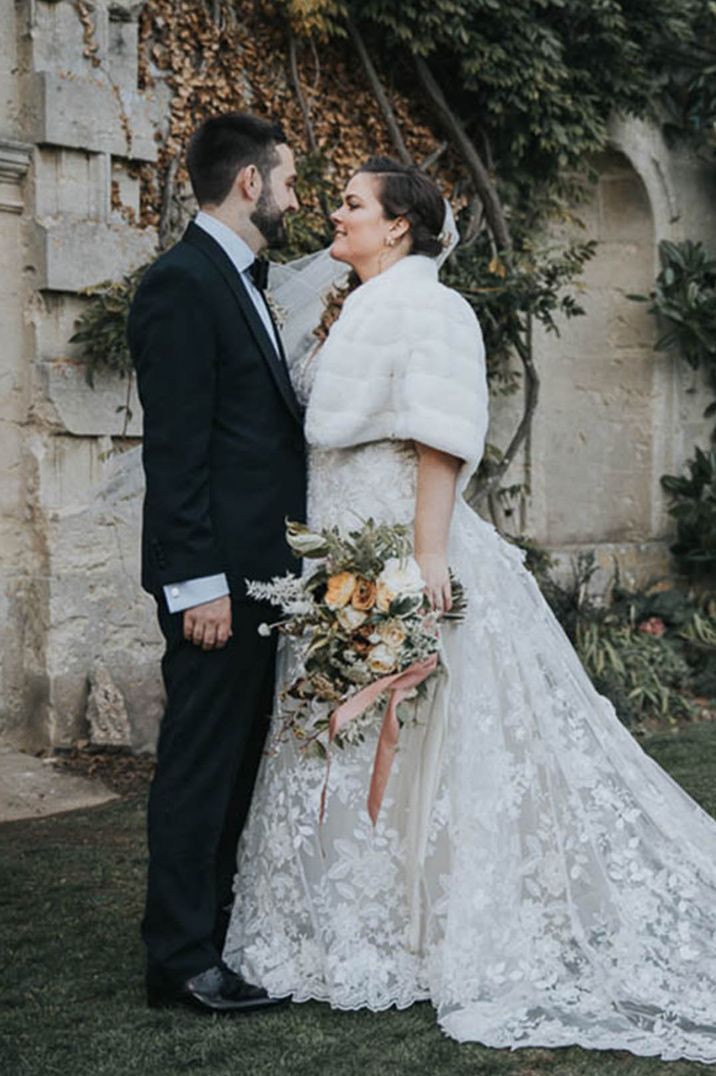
[128,113,305,1013]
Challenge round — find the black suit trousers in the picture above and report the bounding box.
[142,598,277,981]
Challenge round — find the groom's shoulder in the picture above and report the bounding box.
[134,235,211,300]
[147,232,207,278]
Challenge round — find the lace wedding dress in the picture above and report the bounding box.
[224,256,716,1062]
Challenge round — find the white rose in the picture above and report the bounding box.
[336,605,368,631]
[367,642,399,675]
[377,557,424,599]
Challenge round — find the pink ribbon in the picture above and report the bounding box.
[319,653,439,827]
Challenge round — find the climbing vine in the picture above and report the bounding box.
[74,0,713,525]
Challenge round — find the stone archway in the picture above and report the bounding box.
[520,148,676,585]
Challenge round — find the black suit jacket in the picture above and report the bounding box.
[127,222,306,603]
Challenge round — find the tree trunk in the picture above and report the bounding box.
[415,57,511,252]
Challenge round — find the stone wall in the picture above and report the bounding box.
[489,122,715,591]
[0,1,715,751]
[1,0,162,751]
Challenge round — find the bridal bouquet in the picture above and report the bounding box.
[247,519,465,823]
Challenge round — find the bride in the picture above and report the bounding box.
[224,157,716,1062]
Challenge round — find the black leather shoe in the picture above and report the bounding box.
[146,964,288,1014]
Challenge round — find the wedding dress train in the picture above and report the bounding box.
[224,438,716,1060]
[224,256,716,1062]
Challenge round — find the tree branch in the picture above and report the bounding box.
[347,18,413,165]
[287,26,332,226]
[419,139,448,171]
[288,27,319,154]
[415,57,511,252]
[473,327,539,500]
[158,155,179,252]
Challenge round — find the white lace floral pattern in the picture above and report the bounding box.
[225,429,716,1063]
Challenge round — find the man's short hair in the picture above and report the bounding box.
[186,113,288,207]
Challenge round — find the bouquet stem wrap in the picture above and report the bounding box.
[319,653,439,827]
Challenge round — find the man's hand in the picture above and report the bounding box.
[183,596,232,651]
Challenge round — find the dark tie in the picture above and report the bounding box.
[249,257,269,292]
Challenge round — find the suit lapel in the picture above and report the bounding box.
[260,289,290,367]
[183,222,303,426]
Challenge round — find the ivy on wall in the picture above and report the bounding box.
[74,0,714,522]
[635,239,716,578]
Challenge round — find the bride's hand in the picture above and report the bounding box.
[416,552,452,615]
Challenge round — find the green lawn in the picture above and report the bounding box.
[2,723,716,1076]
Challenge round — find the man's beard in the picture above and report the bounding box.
[250,187,287,248]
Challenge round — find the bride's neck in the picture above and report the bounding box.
[355,245,410,283]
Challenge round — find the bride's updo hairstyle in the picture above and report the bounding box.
[357,156,445,257]
[314,158,446,344]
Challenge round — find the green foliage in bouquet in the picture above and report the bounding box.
[247,518,466,757]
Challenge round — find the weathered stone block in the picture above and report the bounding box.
[86,663,132,748]
[33,0,97,77]
[0,1,21,137]
[17,437,163,748]
[37,360,143,437]
[33,70,157,161]
[0,139,32,213]
[599,174,653,243]
[546,540,672,595]
[111,157,141,218]
[35,146,108,221]
[581,238,654,293]
[35,217,156,291]
[108,14,139,88]
[0,420,25,525]
[539,387,655,545]
[44,589,163,749]
[0,573,52,752]
[33,291,87,364]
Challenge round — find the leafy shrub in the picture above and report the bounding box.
[578,622,693,728]
[70,267,146,385]
[636,239,716,407]
[633,239,716,576]
[661,445,716,578]
[515,541,716,728]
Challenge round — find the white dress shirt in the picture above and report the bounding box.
[162,212,280,614]
[194,211,280,353]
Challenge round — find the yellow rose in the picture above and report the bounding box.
[352,577,377,612]
[325,571,356,609]
[375,581,395,613]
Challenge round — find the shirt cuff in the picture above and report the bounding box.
[163,573,230,613]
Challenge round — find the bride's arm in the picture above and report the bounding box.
[413,441,461,614]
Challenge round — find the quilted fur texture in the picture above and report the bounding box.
[304,254,488,491]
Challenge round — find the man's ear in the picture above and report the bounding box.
[235,163,262,203]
